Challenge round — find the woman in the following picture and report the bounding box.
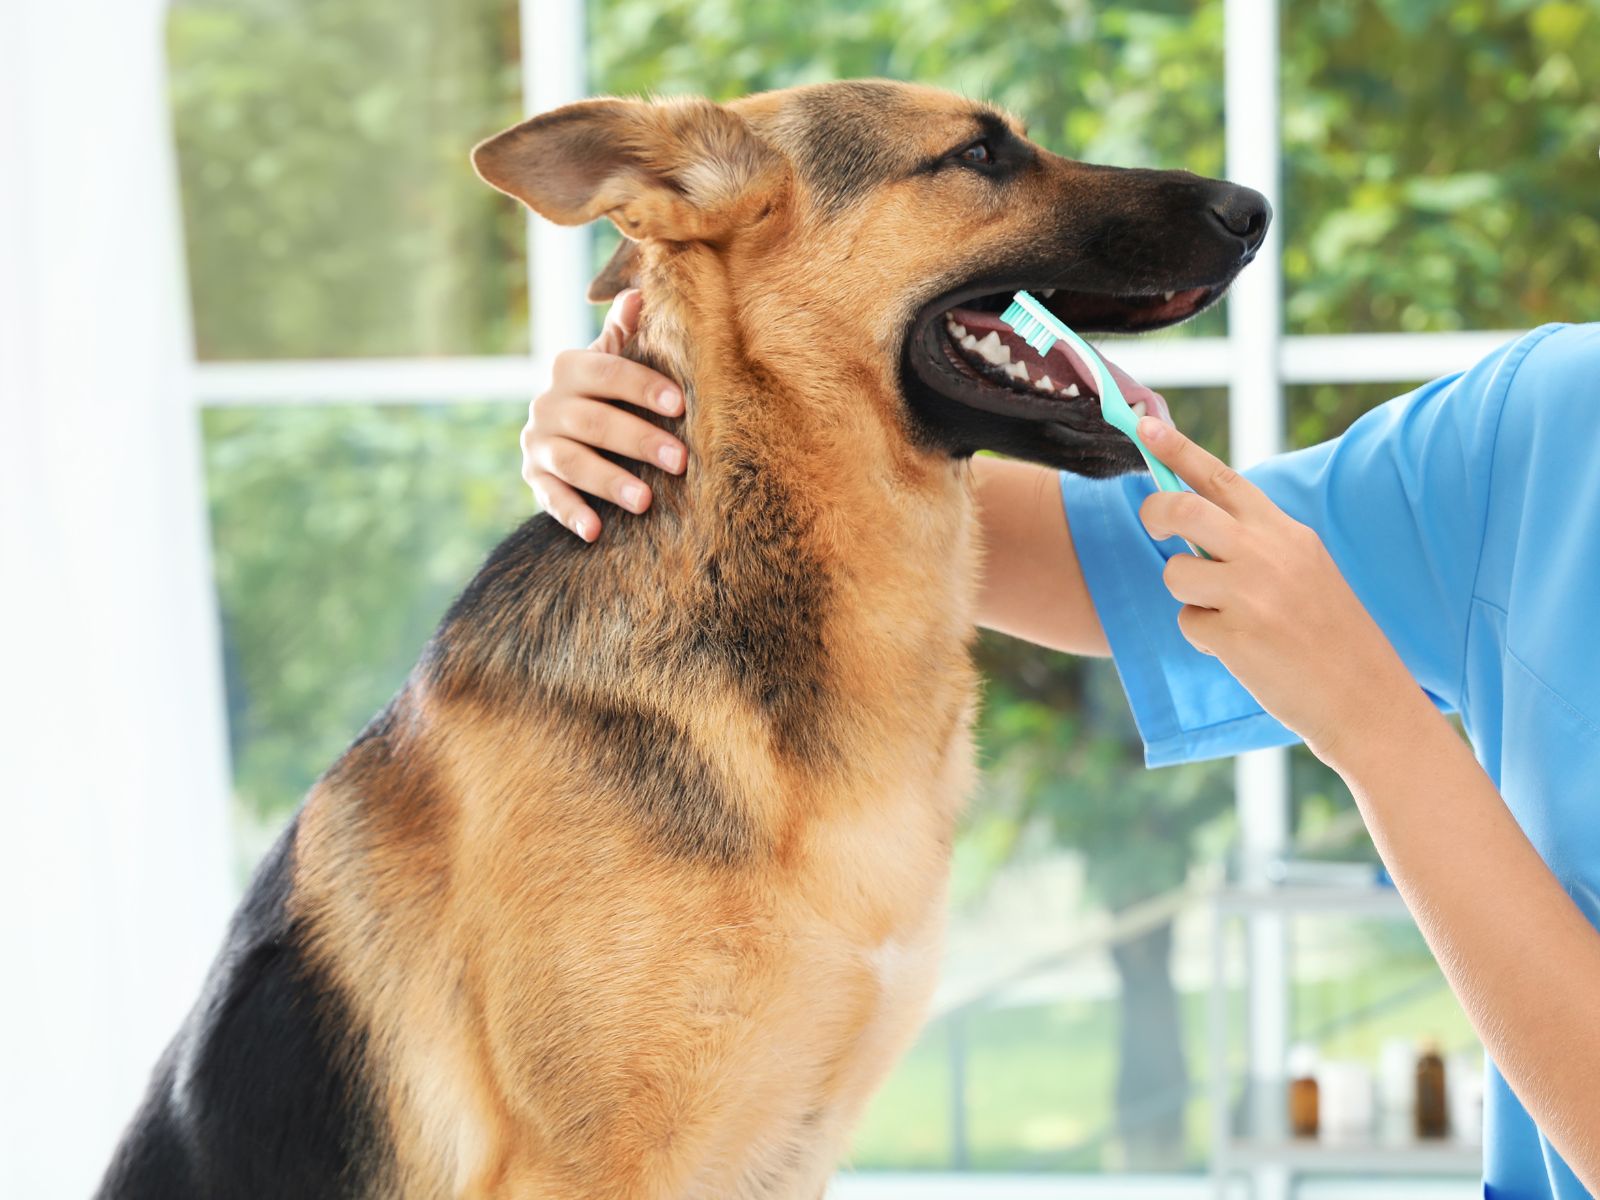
[524,288,1600,1198]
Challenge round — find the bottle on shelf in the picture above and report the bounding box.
[1318,1060,1376,1141]
[1378,1037,1417,1142]
[1287,1042,1320,1138]
[1416,1038,1450,1138]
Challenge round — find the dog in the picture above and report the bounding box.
[97,79,1266,1200]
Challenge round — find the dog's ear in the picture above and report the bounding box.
[587,239,641,303]
[473,97,783,243]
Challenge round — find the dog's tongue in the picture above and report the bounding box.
[1098,356,1171,425]
[948,306,1172,425]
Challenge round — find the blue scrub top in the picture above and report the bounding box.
[1060,322,1600,1199]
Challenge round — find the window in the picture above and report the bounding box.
[169,0,1599,1191]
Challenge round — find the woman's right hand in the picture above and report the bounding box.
[521,288,687,542]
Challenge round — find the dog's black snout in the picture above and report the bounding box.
[1208,186,1271,253]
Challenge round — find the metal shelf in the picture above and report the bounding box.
[1211,883,1409,919]
[1222,1136,1481,1175]
[1206,884,1481,1198]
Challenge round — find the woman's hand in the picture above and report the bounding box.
[521,288,688,542]
[1133,416,1420,765]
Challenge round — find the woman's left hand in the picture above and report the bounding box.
[1133,415,1421,767]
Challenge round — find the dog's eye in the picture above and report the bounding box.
[958,140,993,165]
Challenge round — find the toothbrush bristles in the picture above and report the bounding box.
[1000,296,1059,356]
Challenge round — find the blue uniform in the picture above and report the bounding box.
[1060,323,1600,1199]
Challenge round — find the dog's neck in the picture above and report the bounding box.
[605,251,982,767]
[625,251,954,549]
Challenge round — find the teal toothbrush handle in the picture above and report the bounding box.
[1137,445,1184,496]
[1132,435,1212,560]
[999,291,1209,556]
[1095,380,1211,559]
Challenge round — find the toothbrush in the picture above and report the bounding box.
[1000,290,1208,557]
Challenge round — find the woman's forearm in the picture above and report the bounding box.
[1327,682,1600,1187]
[971,457,1109,656]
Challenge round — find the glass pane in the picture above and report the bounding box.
[1283,0,1600,334]
[1287,379,1426,453]
[201,402,528,870]
[589,0,1228,337]
[841,388,1233,1173]
[168,0,527,360]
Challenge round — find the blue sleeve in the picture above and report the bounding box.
[1059,325,1564,768]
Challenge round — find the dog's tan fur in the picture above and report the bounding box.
[101,78,1263,1200]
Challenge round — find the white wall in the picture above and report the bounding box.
[0,1,234,1196]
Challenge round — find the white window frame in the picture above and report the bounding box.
[177,1,1512,1194]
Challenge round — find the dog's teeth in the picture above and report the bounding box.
[1039,288,1057,298]
[1036,374,1054,392]
[1064,384,1080,397]
[961,334,978,350]
[1163,291,1176,302]
[951,322,967,338]
[1006,361,1029,381]
[975,332,1010,365]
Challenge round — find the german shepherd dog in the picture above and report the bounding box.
[99,80,1266,1199]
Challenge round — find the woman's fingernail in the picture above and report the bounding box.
[620,482,648,512]
[575,515,598,541]
[1138,416,1167,443]
[658,444,685,472]
[657,387,682,415]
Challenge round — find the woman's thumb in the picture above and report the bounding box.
[591,288,643,354]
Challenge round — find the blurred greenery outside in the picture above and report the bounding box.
[171,0,1596,1174]
[851,928,1475,1169]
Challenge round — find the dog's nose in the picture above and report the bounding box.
[1208,186,1271,254]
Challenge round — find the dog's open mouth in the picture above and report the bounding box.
[901,274,1234,471]
[935,285,1220,424]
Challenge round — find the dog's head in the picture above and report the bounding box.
[474,80,1267,478]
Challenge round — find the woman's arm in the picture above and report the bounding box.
[1336,664,1600,1187]
[1137,415,1600,1188]
[521,294,1109,656]
[972,456,1108,656]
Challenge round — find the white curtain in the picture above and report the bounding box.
[0,1,234,1196]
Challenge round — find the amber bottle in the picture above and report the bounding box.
[1288,1043,1320,1137]
[1415,1040,1449,1138]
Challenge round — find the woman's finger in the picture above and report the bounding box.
[591,288,644,355]
[1175,604,1224,656]
[528,474,602,542]
[550,347,682,417]
[1136,417,1272,520]
[1139,489,1246,560]
[533,437,658,514]
[1160,552,1232,610]
[551,398,686,474]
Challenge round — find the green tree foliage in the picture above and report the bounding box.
[1283,0,1600,333]
[168,0,526,358]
